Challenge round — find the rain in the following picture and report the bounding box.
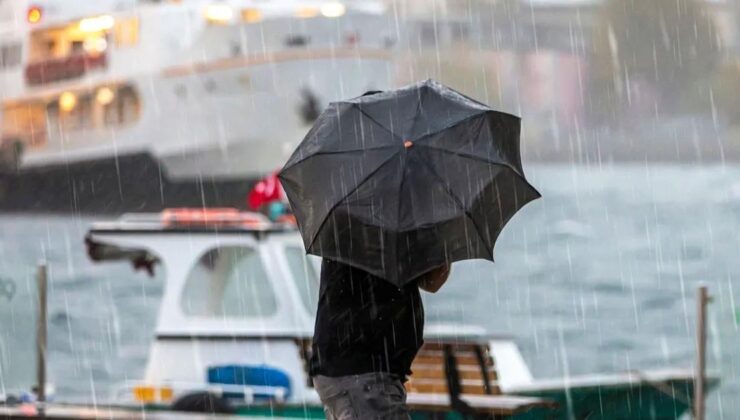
[0,0,738,418]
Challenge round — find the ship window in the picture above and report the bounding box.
[181,246,278,318]
[2,85,140,149]
[1,103,47,148]
[29,23,110,62]
[52,93,93,131]
[285,35,309,47]
[0,43,22,69]
[114,17,139,48]
[284,247,319,315]
[70,40,84,54]
[40,84,141,136]
[103,86,140,126]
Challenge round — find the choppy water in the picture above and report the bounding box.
[1,164,739,417]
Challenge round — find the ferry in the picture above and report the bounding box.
[0,0,395,213]
[74,208,716,419]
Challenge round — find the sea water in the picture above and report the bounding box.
[0,164,738,417]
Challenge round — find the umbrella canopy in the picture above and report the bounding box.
[278,80,541,287]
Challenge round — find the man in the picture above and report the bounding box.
[309,259,451,419]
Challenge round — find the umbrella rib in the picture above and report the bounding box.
[409,110,487,143]
[305,150,403,253]
[283,103,400,172]
[415,144,526,179]
[405,86,426,141]
[281,145,398,170]
[413,156,494,258]
[350,103,404,142]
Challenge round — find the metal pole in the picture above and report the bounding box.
[694,285,709,420]
[36,263,47,409]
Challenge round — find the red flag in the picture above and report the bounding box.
[248,172,285,210]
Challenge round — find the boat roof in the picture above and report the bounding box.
[89,208,297,236]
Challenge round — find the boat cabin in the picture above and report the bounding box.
[87,209,320,404]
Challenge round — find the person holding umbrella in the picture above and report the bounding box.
[310,260,450,419]
[278,81,540,419]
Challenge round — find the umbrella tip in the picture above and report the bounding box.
[404,140,413,149]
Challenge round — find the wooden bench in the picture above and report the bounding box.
[405,340,556,418]
[406,341,500,395]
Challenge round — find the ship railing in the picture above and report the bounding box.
[25,52,107,86]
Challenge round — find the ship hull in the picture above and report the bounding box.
[0,152,257,214]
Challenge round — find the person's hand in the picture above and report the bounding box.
[417,264,451,294]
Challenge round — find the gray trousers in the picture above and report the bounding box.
[313,373,410,420]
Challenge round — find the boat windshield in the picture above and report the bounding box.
[180,246,278,319]
[284,246,319,315]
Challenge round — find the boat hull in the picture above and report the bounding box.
[136,376,711,420]
[215,380,701,420]
[510,377,716,420]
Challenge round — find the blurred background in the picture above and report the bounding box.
[0,0,739,417]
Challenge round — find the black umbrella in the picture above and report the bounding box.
[278,80,540,287]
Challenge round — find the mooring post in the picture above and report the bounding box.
[36,263,47,411]
[694,284,709,420]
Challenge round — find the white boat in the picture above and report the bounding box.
[83,208,715,419]
[0,0,395,213]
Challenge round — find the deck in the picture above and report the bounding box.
[0,395,557,420]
